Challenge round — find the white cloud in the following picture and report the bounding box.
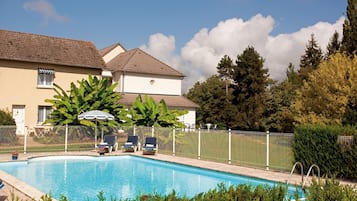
[23,0,67,25]
[140,14,344,93]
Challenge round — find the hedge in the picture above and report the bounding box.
[293,124,357,180]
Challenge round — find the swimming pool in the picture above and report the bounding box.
[0,155,303,200]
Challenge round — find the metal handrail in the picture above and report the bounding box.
[286,161,304,185]
[302,164,320,190]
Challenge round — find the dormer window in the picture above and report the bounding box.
[37,68,55,87]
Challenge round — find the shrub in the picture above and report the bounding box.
[0,109,17,145]
[293,124,357,179]
[306,178,357,201]
[0,108,15,125]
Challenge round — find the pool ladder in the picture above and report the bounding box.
[286,162,320,190]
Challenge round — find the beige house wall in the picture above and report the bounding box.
[0,60,101,134]
[102,46,125,63]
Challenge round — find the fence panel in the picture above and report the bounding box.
[0,125,294,171]
[199,129,228,163]
[231,130,267,168]
[269,132,294,171]
[154,127,173,155]
[0,126,19,155]
[133,126,152,146]
[66,126,95,152]
[174,130,198,159]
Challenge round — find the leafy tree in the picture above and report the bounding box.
[265,63,299,132]
[45,75,127,128]
[293,53,357,125]
[341,0,357,56]
[298,34,323,82]
[129,95,187,128]
[0,108,15,125]
[185,75,236,129]
[343,84,357,126]
[217,55,234,97]
[231,46,270,130]
[325,31,341,59]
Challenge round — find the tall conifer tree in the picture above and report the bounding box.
[232,46,269,130]
[217,55,234,97]
[298,34,323,82]
[341,0,357,55]
[326,31,341,59]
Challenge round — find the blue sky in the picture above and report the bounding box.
[0,0,347,91]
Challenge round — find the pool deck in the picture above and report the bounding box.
[0,151,356,200]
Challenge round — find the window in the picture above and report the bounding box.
[38,106,52,123]
[37,68,55,87]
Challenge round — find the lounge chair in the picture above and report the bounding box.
[123,135,139,152]
[142,137,157,155]
[97,135,118,153]
[0,179,4,189]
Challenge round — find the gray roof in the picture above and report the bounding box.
[0,29,105,68]
[105,48,185,77]
[119,93,199,108]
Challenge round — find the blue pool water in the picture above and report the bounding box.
[0,156,303,200]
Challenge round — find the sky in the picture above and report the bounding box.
[0,0,347,92]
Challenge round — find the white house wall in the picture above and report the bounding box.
[121,73,182,95]
[178,110,196,129]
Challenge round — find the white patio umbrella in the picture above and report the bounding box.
[78,110,115,148]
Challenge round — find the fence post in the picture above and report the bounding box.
[266,130,270,171]
[65,124,68,152]
[172,127,175,156]
[198,128,201,160]
[228,129,231,164]
[24,130,27,154]
[151,126,154,137]
[133,125,136,136]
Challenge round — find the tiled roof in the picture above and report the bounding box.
[0,29,105,68]
[105,48,184,77]
[119,93,199,108]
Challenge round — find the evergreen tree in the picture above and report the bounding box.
[185,75,236,129]
[265,63,298,132]
[325,31,341,59]
[217,55,234,97]
[286,63,300,86]
[232,46,269,130]
[298,34,323,82]
[342,86,357,126]
[341,0,357,56]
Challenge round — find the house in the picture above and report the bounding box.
[99,44,198,128]
[0,29,105,134]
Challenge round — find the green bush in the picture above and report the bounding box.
[0,108,15,125]
[293,124,357,179]
[0,109,17,145]
[306,179,357,201]
[9,181,357,201]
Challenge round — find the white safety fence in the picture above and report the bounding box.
[0,125,293,171]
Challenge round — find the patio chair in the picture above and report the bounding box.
[142,137,157,155]
[100,135,118,153]
[122,135,139,152]
[0,179,4,189]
